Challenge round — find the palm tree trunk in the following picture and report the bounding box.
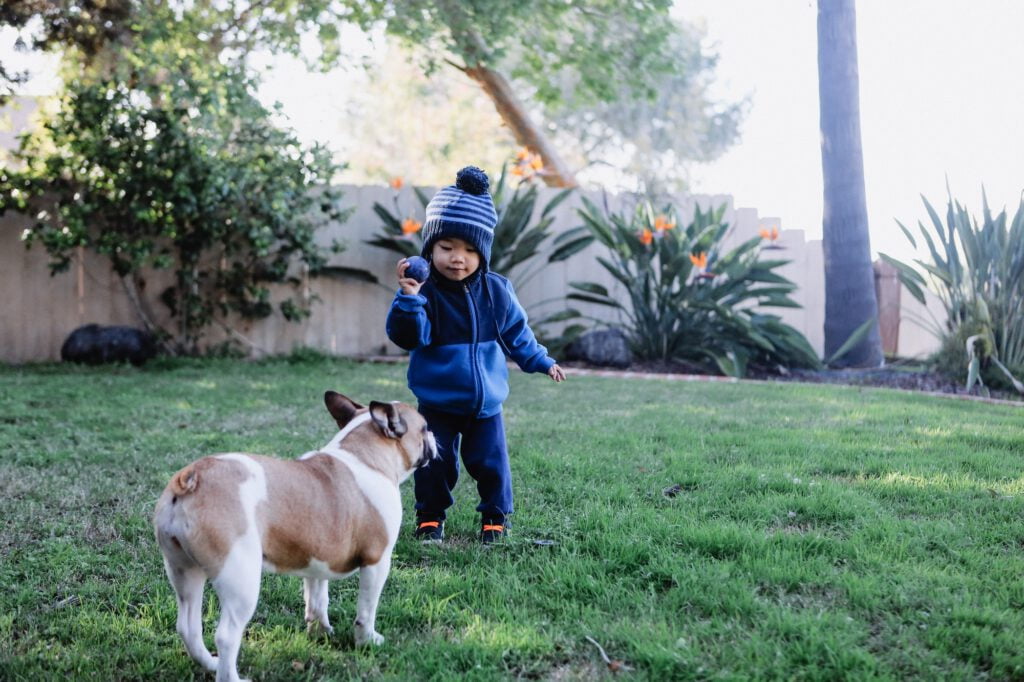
[817,0,883,367]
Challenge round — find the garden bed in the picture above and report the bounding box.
[561,359,1023,403]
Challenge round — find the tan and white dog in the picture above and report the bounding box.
[154,391,437,682]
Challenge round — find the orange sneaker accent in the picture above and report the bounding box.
[418,521,440,529]
[482,524,504,532]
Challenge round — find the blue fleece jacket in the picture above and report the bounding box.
[386,268,555,418]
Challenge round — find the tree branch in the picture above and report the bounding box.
[119,273,177,355]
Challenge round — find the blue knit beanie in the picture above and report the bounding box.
[420,166,497,269]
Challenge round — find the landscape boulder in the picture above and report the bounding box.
[60,324,158,366]
[565,328,633,369]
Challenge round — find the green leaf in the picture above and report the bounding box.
[313,265,380,284]
[824,317,877,367]
[567,292,620,308]
[569,281,610,297]
[877,253,927,305]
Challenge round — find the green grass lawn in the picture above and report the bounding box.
[2,356,1023,680]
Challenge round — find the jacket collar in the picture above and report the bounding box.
[429,264,484,291]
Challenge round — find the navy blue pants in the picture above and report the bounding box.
[414,406,512,522]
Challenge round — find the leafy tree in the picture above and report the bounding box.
[380,1,733,188]
[541,23,744,195]
[336,43,516,186]
[817,0,883,367]
[0,62,346,355]
[0,0,132,102]
[5,2,741,192]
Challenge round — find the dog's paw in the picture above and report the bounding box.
[306,620,335,638]
[355,630,385,646]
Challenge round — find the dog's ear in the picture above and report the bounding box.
[369,401,407,439]
[324,391,365,428]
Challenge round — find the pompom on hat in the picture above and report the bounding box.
[420,166,498,268]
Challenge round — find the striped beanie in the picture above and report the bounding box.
[420,166,497,268]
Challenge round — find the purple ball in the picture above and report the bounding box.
[404,256,430,283]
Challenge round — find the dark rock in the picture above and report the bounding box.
[565,328,633,369]
[60,324,158,366]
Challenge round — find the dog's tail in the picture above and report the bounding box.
[155,460,209,571]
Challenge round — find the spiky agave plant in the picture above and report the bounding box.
[879,188,1024,394]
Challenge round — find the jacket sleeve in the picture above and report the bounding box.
[386,290,431,351]
[498,279,555,374]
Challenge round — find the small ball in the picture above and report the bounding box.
[404,256,430,283]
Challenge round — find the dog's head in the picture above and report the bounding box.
[324,390,438,479]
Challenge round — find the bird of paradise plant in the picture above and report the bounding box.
[566,198,819,377]
[366,159,590,290]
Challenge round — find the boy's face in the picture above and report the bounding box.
[431,238,481,282]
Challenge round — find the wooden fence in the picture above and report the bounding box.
[0,184,943,364]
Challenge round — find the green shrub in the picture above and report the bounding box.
[0,74,347,356]
[568,197,819,377]
[366,165,590,290]
[880,190,1024,395]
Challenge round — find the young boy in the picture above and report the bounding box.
[385,166,565,544]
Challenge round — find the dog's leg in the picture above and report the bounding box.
[164,560,218,672]
[303,578,333,635]
[211,543,262,682]
[353,554,391,646]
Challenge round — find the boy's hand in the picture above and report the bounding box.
[397,258,423,295]
[548,364,566,383]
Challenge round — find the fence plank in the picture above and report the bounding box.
[0,184,943,364]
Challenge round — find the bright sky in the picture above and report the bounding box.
[674,0,1024,260]
[4,1,1023,261]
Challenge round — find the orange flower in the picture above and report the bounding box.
[390,177,404,190]
[401,217,422,235]
[689,251,708,269]
[654,215,675,232]
[759,225,780,241]
[638,228,654,246]
[512,148,544,179]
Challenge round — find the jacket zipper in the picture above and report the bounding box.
[465,283,484,416]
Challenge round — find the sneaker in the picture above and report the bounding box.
[480,519,507,544]
[414,519,444,543]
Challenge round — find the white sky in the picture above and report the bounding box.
[4,2,1023,261]
[674,0,1024,260]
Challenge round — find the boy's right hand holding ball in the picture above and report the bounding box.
[397,257,428,295]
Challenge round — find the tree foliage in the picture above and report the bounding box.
[540,22,745,195]
[379,1,742,188]
[0,4,348,354]
[4,1,742,192]
[0,0,132,102]
[336,43,516,187]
